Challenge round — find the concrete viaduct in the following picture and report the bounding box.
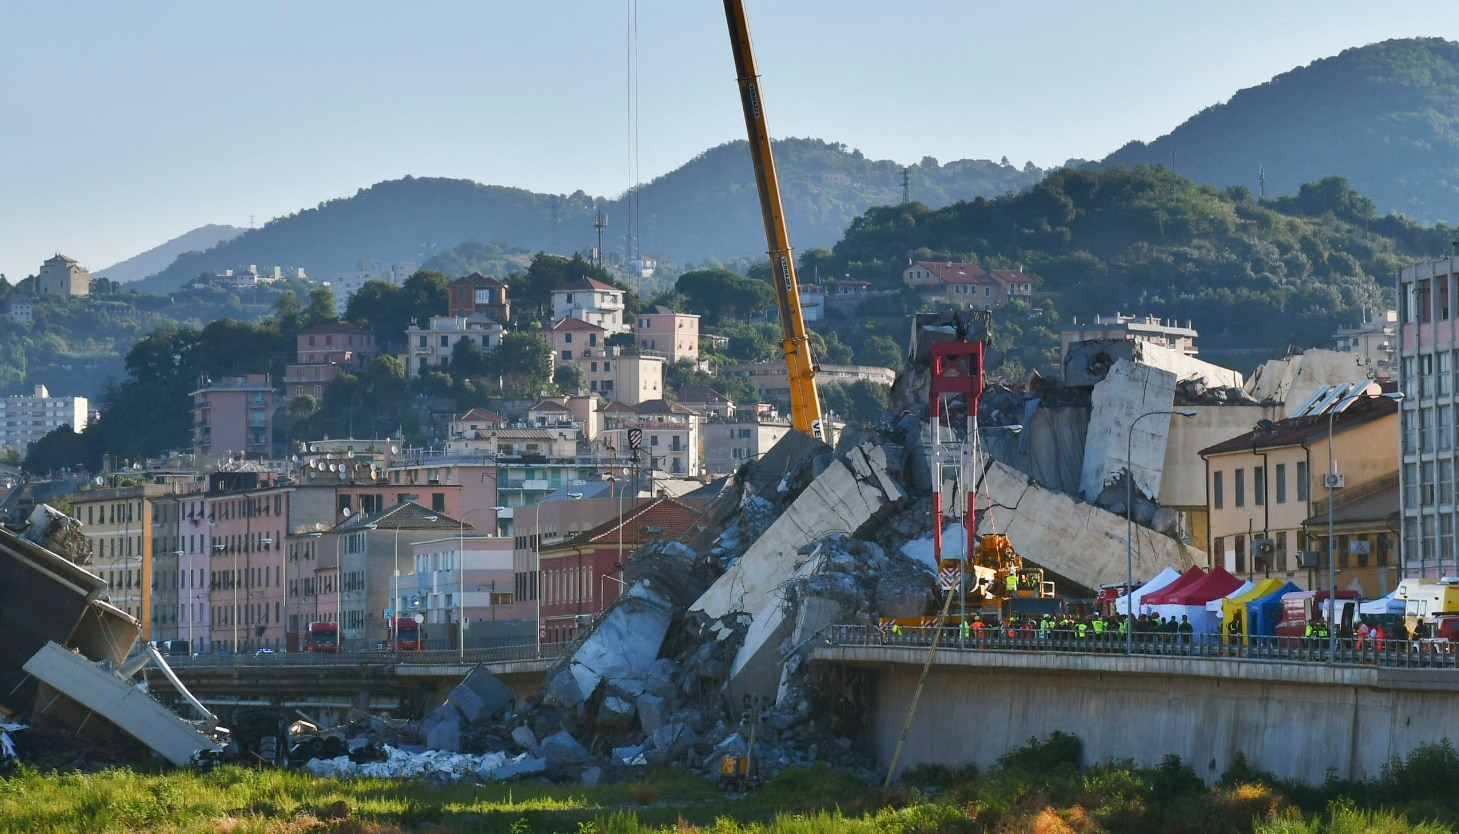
[153,633,1459,784]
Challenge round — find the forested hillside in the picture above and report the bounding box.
[1104,38,1459,224]
[821,166,1457,362]
[133,142,1041,293]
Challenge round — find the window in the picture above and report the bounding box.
[1234,469,1246,508]
[1254,466,1265,506]
[1296,461,1308,501]
[1275,463,1287,503]
[561,350,572,360]
[564,333,572,344]
[1275,531,1288,572]
[440,335,449,347]
[589,334,598,347]
[418,335,427,348]
[1213,471,1224,509]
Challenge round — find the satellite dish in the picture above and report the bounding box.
[94,476,105,486]
[342,507,352,517]
[391,445,400,455]
[308,471,317,479]
[412,613,424,624]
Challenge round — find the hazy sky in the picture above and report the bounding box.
[3,1,1455,283]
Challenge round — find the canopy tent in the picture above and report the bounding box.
[1248,581,1303,637]
[1360,590,1405,617]
[1134,566,1205,608]
[1218,578,1288,643]
[1112,566,1184,616]
[1207,580,1256,615]
[1146,566,1243,633]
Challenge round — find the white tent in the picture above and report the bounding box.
[1360,590,1405,616]
[1206,581,1256,617]
[1113,566,1182,616]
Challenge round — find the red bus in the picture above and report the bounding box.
[386,616,424,651]
[304,622,341,653]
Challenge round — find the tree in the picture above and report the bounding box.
[554,363,585,396]
[675,268,775,325]
[818,380,889,424]
[303,286,337,327]
[490,331,554,398]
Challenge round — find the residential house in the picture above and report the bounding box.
[191,374,276,460]
[675,385,735,420]
[603,399,702,477]
[551,277,628,334]
[901,261,1033,309]
[576,348,665,405]
[448,272,511,322]
[1199,384,1401,597]
[404,313,504,378]
[540,317,606,362]
[701,417,792,477]
[284,321,379,400]
[634,305,699,363]
[1330,309,1397,379]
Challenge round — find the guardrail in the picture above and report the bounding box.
[824,624,1459,670]
[166,642,571,668]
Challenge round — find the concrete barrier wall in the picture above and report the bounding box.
[824,649,1459,785]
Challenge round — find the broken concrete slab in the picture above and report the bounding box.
[693,443,906,621]
[545,581,677,717]
[22,642,222,767]
[724,542,831,711]
[510,724,538,751]
[636,693,667,736]
[540,730,593,764]
[980,460,1201,593]
[1080,359,1178,503]
[447,667,514,724]
[1063,338,1242,389]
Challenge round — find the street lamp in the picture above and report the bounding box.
[394,515,436,652]
[1327,391,1404,657]
[605,474,627,609]
[211,542,226,652]
[1126,409,1197,655]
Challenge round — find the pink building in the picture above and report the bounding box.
[192,374,277,460]
[285,321,378,400]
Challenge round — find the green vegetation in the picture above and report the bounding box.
[1105,38,1459,227]
[4,737,1459,833]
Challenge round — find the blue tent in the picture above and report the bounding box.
[1247,581,1303,637]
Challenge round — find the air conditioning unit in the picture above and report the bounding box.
[1323,472,1345,489]
[1295,551,1323,569]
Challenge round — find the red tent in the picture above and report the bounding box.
[1139,566,1205,605]
[1145,566,1242,606]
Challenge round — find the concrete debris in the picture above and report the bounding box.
[304,745,547,782]
[22,504,92,565]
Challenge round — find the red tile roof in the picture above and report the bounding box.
[559,277,621,293]
[553,497,707,550]
[541,317,607,333]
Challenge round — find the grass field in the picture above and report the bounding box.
[1,734,1456,833]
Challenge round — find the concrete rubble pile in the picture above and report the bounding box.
[0,507,226,770]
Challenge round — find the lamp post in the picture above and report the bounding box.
[1327,391,1404,657]
[605,474,626,609]
[211,542,225,652]
[255,537,271,650]
[1127,409,1197,655]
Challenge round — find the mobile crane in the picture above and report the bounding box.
[723,0,824,441]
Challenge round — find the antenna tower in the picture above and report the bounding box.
[902,167,910,205]
[594,208,608,270]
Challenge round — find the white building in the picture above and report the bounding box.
[404,313,505,378]
[603,399,702,477]
[551,278,628,334]
[701,418,792,477]
[331,261,417,315]
[37,254,89,298]
[0,385,90,454]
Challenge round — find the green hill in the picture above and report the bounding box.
[1103,38,1459,224]
[134,143,1042,293]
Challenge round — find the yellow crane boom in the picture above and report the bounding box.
[723,0,824,440]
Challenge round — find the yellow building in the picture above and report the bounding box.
[1199,384,1402,597]
[70,483,168,640]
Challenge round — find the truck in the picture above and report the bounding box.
[1396,578,1459,640]
[303,621,341,653]
[384,615,424,651]
[1274,589,1359,644]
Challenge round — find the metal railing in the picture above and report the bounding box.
[166,641,570,668]
[825,624,1459,670]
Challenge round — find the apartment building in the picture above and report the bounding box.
[0,385,89,455]
[551,278,628,334]
[403,313,504,378]
[191,374,276,460]
[634,305,699,363]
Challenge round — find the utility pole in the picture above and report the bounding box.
[594,208,608,270]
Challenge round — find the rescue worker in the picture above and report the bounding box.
[891,622,903,642]
[959,618,971,645]
[1006,573,1019,595]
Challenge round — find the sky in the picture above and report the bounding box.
[2,1,1456,283]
